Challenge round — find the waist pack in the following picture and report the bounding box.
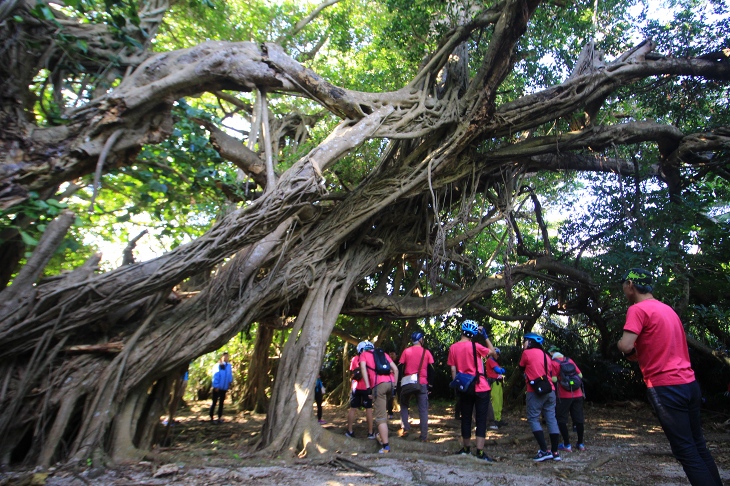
[450,372,477,395]
[529,375,552,396]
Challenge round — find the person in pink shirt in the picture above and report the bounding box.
[447,320,496,462]
[550,352,585,452]
[359,343,398,453]
[519,332,561,462]
[345,342,374,439]
[398,331,435,441]
[617,268,721,486]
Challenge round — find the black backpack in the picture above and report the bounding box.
[557,357,583,392]
[372,348,392,375]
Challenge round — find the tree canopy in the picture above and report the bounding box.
[0,0,728,467]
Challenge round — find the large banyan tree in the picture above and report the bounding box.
[1,0,729,466]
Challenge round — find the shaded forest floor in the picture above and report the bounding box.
[3,398,730,485]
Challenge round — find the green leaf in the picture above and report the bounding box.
[19,230,39,246]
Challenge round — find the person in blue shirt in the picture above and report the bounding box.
[210,352,233,423]
[315,373,326,423]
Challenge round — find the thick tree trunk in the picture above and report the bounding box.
[239,320,276,413]
[260,252,372,455]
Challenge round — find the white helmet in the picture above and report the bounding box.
[357,340,374,354]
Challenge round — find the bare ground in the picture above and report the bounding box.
[3,399,729,485]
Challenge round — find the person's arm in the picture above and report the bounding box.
[450,364,457,381]
[390,360,399,385]
[617,331,639,361]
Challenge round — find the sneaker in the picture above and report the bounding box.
[455,447,471,455]
[399,429,409,437]
[367,433,376,440]
[378,445,390,454]
[552,451,562,461]
[318,419,326,424]
[533,450,553,462]
[476,450,495,462]
[489,422,499,430]
[576,443,586,451]
[558,443,572,452]
[345,431,355,438]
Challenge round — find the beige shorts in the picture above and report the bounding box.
[373,381,393,423]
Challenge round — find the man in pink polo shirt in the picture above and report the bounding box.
[398,331,435,441]
[617,268,721,486]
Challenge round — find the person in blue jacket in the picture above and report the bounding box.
[210,351,233,423]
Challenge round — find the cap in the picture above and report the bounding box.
[622,268,653,287]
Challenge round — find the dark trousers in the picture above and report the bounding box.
[315,390,323,420]
[459,391,490,439]
[210,389,227,419]
[647,381,722,486]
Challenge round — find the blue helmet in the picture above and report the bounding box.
[357,340,374,354]
[411,331,424,342]
[461,320,479,337]
[523,332,544,345]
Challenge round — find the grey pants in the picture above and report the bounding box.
[526,391,559,434]
[400,384,429,440]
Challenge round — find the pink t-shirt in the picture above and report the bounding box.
[447,340,491,393]
[359,350,395,387]
[399,345,434,385]
[519,347,554,393]
[623,299,695,387]
[551,357,583,399]
[351,355,367,391]
[485,357,501,379]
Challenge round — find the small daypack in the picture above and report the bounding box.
[372,348,392,375]
[557,357,583,392]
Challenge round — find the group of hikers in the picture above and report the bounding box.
[334,268,723,486]
[342,321,585,462]
[204,267,722,486]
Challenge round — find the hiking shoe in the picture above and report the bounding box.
[345,431,355,438]
[367,433,376,440]
[533,450,553,462]
[576,443,586,451]
[489,422,499,430]
[378,445,390,454]
[558,443,572,452]
[552,451,562,461]
[455,447,471,455]
[476,450,495,462]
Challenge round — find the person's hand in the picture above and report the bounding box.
[479,327,489,340]
[366,388,372,397]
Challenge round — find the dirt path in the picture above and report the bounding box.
[3,399,729,485]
